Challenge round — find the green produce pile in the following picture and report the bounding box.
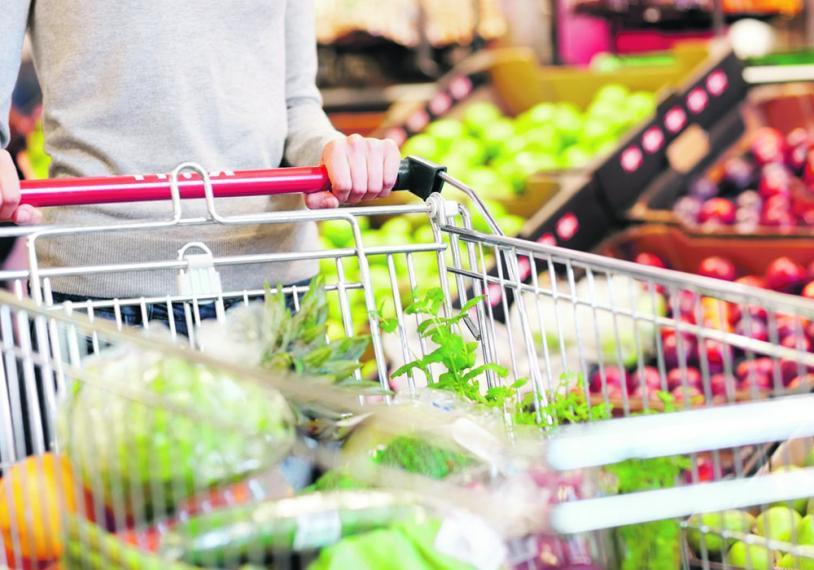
[318,212,510,344]
[401,84,656,192]
[59,354,296,516]
[686,452,814,569]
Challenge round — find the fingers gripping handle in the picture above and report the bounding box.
[18,157,445,207]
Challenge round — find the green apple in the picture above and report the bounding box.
[381,218,412,240]
[413,224,436,244]
[552,103,583,145]
[778,550,814,569]
[771,466,808,513]
[520,124,562,155]
[687,510,756,555]
[627,91,657,120]
[595,83,631,105]
[754,506,803,542]
[462,102,503,135]
[448,136,487,167]
[402,134,442,162]
[522,102,558,127]
[727,540,774,570]
[562,146,594,169]
[799,515,814,546]
[321,219,355,248]
[481,199,507,218]
[481,118,516,158]
[426,119,467,153]
[492,158,527,194]
[580,118,615,147]
[499,215,525,236]
[465,167,514,200]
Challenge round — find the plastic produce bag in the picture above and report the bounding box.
[58,346,296,515]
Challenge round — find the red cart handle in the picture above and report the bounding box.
[18,157,446,208]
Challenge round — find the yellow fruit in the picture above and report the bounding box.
[0,454,78,561]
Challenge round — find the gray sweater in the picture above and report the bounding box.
[1,1,341,298]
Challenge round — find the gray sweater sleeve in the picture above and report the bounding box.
[0,1,30,149]
[283,0,343,167]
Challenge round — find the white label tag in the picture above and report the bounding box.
[292,510,342,551]
[434,513,506,570]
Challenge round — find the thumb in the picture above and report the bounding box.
[305,191,339,210]
[12,204,42,225]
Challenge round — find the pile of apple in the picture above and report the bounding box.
[674,126,814,232]
[319,213,508,338]
[589,251,814,406]
[686,450,814,569]
[402,84,656,196]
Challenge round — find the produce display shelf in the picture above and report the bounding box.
[628,79,814,237]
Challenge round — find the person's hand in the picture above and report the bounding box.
[306,134,401,209]
[0,150,41,224]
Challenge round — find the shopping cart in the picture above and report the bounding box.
[0,157,814,569]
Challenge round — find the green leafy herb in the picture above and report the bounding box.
[389,289,509,406]
[373,436,476,480]
[604,394,690,570]
[385,290,609,429]
[524,373,611,430]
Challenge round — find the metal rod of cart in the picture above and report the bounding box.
[1,159,813,569]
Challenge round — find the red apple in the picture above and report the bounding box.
[702,339,731,373]
[634,252,667,269]
[735,318,769,342]
[760,194,796,228]
[698,256,737,281]
[786,374,814,390]
[685,454,716,483]
[751,127,786,166]
[736,357,774,380]
[786,127,811,149]
[674,289,700,318]
[789,144,810,174]
[738,371,773,392]
[630,366,664,395]
[764,257,807,292]
[698,198,736,225]
[736,275,766,289]
[710,373,737,397]
[786,128,812,172]
[662,331,698,368]
[589,366,628,394]
[671,385,704,405]
[773,314,808,343]
[805,149,814,183]
[802,281,814,300]
[781,333,811,353]
[744,304,769,322]
[780,359,811,385]
[758,163,793,199]
[667,366,702,391]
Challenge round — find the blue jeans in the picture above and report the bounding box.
[47,278,312,338]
